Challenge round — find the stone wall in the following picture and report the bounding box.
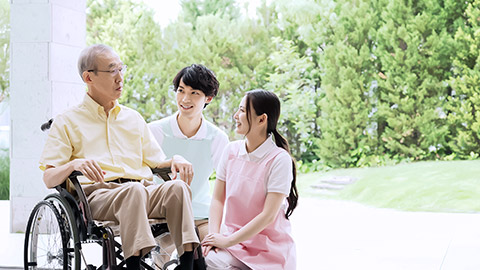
[9,0,86,232]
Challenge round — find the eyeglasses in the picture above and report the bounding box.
[87,65,127,76]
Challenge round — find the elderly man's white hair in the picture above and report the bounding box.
[77,44,117,81]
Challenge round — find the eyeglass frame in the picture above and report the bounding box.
[87,65,127,76]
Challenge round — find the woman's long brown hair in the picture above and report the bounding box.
[245,89,298,219]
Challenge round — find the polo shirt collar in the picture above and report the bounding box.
[239,135,275,159]
[83,94,121,117]
[170,111,207,140]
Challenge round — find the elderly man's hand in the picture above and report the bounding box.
[72,159,105,183]
[170,155,193,185]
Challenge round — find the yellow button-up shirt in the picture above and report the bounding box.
[39,94,166,184]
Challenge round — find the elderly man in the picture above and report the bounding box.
[39,44,199,270]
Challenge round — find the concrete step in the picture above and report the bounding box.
[311,175,358,191]
[320,176,358,185]
[311,183,345,190]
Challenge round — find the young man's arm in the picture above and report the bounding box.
[143,119,194,184]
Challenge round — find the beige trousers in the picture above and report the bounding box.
[195,219,209,242]
[84,180,199,258]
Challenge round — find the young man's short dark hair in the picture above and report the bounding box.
[173,64,219,97]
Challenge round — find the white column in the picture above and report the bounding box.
[9,0,86,232]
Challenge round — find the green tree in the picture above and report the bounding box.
[448,0,480,158]
[264,37,316,160]
[375,0,462,160]
[84,0,479,169]
[87,0,169,120]
[259,0,329,163]
[0,0,9,101]
[315,0,379,167]
[180,0,241,25]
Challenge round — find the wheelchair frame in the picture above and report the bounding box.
[23,168,182,270]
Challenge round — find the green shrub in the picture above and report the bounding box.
[0,148,9,200]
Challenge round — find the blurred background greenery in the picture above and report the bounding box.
[0,148,8,200]
[1,0,480,209]
[83,0,480,169]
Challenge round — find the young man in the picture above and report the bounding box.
[39,44,200,270]
[149,64,229,241]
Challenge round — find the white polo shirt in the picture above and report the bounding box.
[149,112,229,219]
[216,135,292,195]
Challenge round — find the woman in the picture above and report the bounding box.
[202,89,298,269]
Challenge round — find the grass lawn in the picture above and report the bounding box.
[298,160,480,213]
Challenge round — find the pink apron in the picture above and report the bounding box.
[224,142,296,270]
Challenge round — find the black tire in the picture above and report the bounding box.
[24,198,80,270]
[46,194,81,270]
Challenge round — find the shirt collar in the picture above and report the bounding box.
[239,135,276,159]
[170,111,207,140]
[83,94,121,118]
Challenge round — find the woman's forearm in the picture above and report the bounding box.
[209,179,226,233]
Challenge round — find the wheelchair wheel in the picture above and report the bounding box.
[24,198,80,270]
[46,193,81,269]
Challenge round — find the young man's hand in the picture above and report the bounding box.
[170,155,194,185]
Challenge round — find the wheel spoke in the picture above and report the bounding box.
[26,195,81,270]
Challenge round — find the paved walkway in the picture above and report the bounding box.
[2,198,480,269]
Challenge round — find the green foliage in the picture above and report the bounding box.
[0,148,9,200]
[0,0,9,102]
[265,37,317,160]
[257,0,328,161]
[316,0,379,167]
[375,0,460,161]
[72,0,480,169]
[448,0,480,158]
[87,0,168,120]
[0,0,476,171]
[180,0,241,25]
[297,159,328,174]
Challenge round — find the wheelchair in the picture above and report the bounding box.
[23,168,190,270]
[24,120,204,270]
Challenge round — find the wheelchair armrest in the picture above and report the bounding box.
[69,171,94,224]
[55,171,94,229]
[152,167,172,181]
